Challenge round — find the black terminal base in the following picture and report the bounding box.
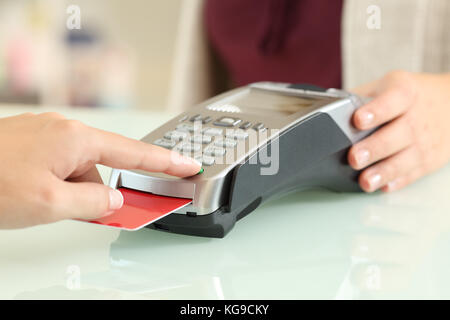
[146,195,262,238]
[147,207,236,238]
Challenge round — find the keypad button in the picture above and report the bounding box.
[253,122,266,131]
[204,146,226,157]
[153,139,176,149]
[201,116,212,124]
[179,115,189,122]
[203,127,224,136]
[214,117,242,127]
[190,114,202,122]
[176,123,193,132]
[195,155,215,166]
[214,138,237,148]
[240,121,252,130]
[201,156,215,166]
[176,123,202,133]
[225,129,249,140]
[164,131,188,141]
[176,143,201,153]
[191,134,212,144]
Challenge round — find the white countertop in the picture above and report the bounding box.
[1,105,450,299]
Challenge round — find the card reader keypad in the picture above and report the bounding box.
[213,117,242,127]
[153,139,177,149]
[203,128,223,136]
[214,138,237,148]
[194,155,215,166]
[154,116,265,166]
[164,131,188,141]
[191,134,212,144]
[176,123,197,132]
[225,129,249,140]
[176,142,202,153]
[204,146,226,157]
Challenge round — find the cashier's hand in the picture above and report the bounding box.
[348,71,450,192]
[0,113,201,229]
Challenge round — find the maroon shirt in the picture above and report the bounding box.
[205,0,343,89]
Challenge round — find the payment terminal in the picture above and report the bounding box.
[109,82,373,238]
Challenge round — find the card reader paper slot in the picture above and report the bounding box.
[83,188,192,231]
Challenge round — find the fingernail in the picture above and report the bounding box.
[367,173,382,191]
[355,149,370,167]
[197,168,204,175]
[109,189,124,211]
[181,155,202,167]
[358,110,374,127]
[192,158,202,167]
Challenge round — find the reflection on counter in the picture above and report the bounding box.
[10,165,450,300]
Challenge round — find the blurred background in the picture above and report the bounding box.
[0,0,182,109]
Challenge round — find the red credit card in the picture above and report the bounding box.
[80,188,192,231]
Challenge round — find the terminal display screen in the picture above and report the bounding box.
[230,88,320,116]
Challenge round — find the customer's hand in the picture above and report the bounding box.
[348,71,450,192]
[0,112,201,229]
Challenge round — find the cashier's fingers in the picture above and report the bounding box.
[352,71,417,130]
[358,147,422,192]
[86,128,201,177]
[348,117,414,170]
[381,168,424,193]
[46,180,124,221]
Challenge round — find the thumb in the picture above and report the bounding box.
[55,181,123,221]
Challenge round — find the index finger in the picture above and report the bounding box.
[86,128,202,178]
